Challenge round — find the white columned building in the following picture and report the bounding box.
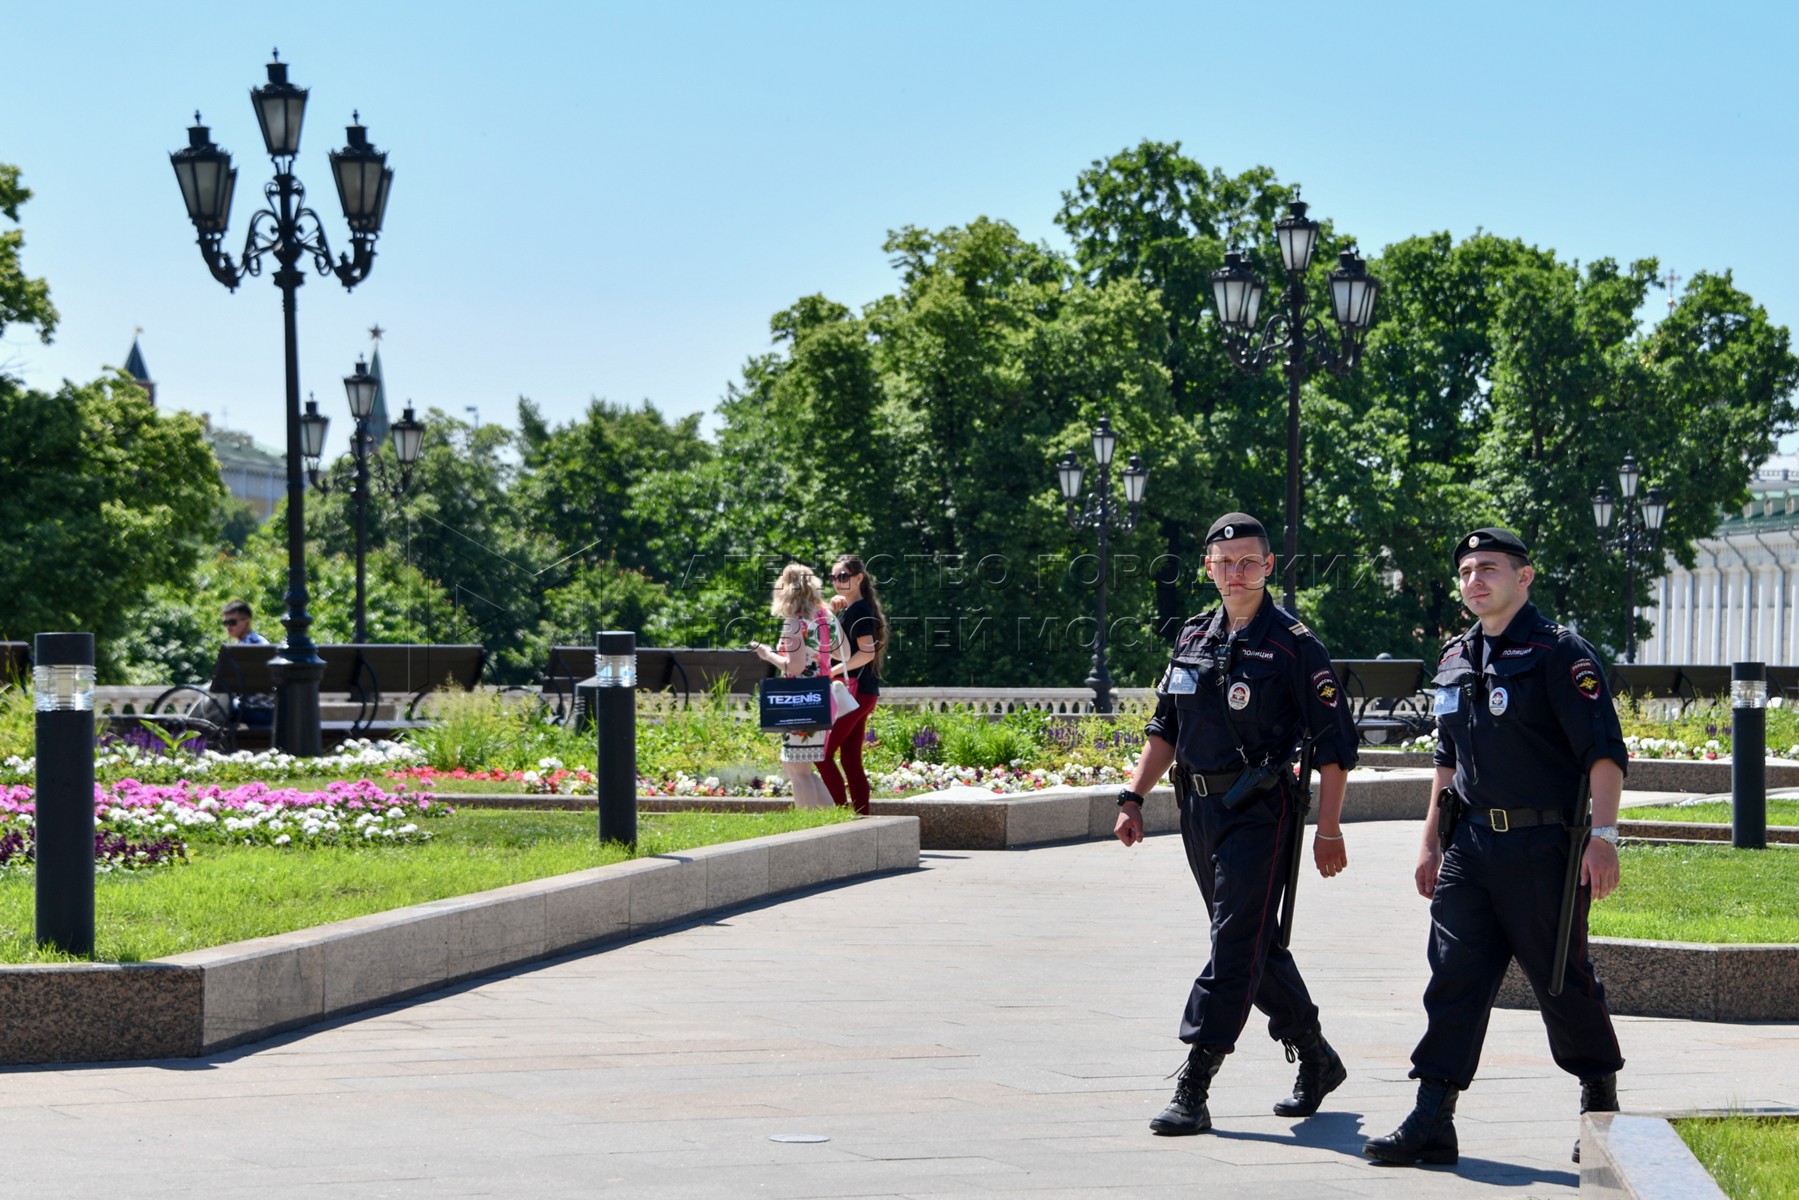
[1639,459,1799,666]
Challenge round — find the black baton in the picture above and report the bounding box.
[1549,775,1593,997]
[1277,735,1317,949]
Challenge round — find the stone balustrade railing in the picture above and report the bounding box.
[91,684,1154,722]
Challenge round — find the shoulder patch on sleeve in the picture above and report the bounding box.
[1311,668,1340,708]
[1571,658,1603,700]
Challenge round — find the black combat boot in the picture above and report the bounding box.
[1573,1071,1619,1164]
[1362,1078,1460,1165]
[1149,1044,1228,1135]
[1273,1027,1348,1117]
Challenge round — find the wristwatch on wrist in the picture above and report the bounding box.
[1591,825,1620,845]
[1117,789,1145,809]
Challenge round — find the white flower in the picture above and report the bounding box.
[273,834,291,846]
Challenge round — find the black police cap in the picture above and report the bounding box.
[1205,512,1267,546]
[1454,527,1530,567]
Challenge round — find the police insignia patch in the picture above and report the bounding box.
[1571,659,1603,700]
[1312,668,1339,708]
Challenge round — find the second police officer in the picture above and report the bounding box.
[1364,527,1627,1166]
[1115,512,1359,1135]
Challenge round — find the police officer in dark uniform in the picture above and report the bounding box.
[1115,512,1359,1136]
[1364,528,1627,1166]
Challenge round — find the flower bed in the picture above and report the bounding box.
[0,778,450,873]
[1,737,427,787]
[1400,732,1799,762]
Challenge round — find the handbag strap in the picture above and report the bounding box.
[814,609,835,680]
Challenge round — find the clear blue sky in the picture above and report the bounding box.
[3,0,1794,457]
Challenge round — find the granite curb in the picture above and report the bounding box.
[1361,749,1799,791]
[0,815,920,1066]
[448,767,1442,850]
[1497,937,1799,1021]
[1581,1108,1798,1200]
[1618,820,1799,844]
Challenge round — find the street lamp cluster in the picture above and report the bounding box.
[1055,416,1148,714]
[301,357,427,645]
[1210,197,1380,611]
[1592,451,1669,664]
[170,52,394,756]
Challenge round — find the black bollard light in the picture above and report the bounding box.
[594,630,638,848]
[1731,661,1767,850]
[34,632,96,956]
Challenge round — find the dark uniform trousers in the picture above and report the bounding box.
[1411,820,1624,1089]
[1177,772,1319,1049]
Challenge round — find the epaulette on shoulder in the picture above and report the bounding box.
[1184,607,1219,627]
[1287,620,1311,637]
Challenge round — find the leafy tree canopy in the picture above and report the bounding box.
[0,164,58,347]
[0,376,222,677]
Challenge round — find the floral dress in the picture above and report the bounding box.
[778,610,840,764]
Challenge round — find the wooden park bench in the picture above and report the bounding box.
[1767,665,1799,702]
[540,645,773,722]
[1331,658,1429,745]
[1607,663,1733,712]
[131,642,487,751]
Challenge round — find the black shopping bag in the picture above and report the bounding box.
[758,676,833,733]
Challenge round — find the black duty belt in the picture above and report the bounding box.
[1462,806,1565,832]
[1190,769,1274,797]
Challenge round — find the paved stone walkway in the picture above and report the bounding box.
[2,819,1794,1198]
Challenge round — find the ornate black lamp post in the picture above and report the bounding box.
[1210,198,1379,612]
[170,53,393,755]
[1591,451,1669,664]
[303,358,426,643]
[1057,416,1148,714]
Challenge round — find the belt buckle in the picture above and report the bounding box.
[1488,808,1509,832]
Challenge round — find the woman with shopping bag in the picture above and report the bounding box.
[750,563,852,810]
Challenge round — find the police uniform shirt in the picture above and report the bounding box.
[1431,601,1628,813]
[1145,593,1359,775]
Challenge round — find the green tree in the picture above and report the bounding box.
[1301,235,1799,660]
[1056,143,1799,661]
[0,164,57,345]
[514,397,712,574]
[302,411,554,679]
[1056,141,1362,630]
[697,217,1177,686]
[0,376,223,677]
[536,562,670,649]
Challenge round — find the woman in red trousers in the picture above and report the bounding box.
[820,555,886,814]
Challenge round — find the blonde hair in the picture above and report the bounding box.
[769,562,825,620]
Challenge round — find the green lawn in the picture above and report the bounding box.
[0,807,851,965]
[1595,843,1799,943]
[1675,1115,1799,1200]
[1627,799,1799,826]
